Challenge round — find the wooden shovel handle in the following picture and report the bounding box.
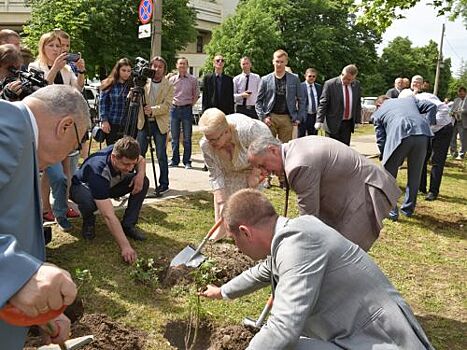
[206,218,224,240]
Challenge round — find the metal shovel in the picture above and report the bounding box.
[242,295,273,329]
[170,218,224,268]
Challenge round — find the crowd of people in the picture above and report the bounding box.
[0,28,465,349]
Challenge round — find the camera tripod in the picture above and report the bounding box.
[123,85,161,198]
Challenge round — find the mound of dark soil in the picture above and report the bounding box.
[208,325,257,350]
[24,313,146,350]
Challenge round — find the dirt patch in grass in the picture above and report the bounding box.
[164,319,213,350]
[209,325,257,350]
[24,313,146,350]
[162,242,256,288]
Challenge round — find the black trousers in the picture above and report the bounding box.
[235,105,258,119]
[326,119,352,146]
[420,124,454,196]
[298,113,318,137]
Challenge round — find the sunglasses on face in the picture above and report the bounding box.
[215,58,225,63]
[307,75,316,78]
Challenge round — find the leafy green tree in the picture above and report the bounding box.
[204,0,381,91]
[357,0,467,33]
[379,36,451,97]
[23,0,197,77]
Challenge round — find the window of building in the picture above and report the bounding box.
[196,35,203,53]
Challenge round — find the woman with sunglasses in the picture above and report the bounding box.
[198,107,272,240]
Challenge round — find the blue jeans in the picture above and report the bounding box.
[46,162,68,219]
[170,105,193,165]
[137,121,169,188]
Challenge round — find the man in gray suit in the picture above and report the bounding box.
[0,85,88,349]
[248,136,400,251]
[372,95,436,220]
[255,49,304,144]
[450,86,467,159]
[316,64,362,145]
[201,189,434,350]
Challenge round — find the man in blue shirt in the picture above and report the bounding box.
[70,137,149,264]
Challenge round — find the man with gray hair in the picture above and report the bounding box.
[316,64,362,145]
[200,189,434,350]
[0,85,89,348]
[398,75,424,98]
[386,77,403,98]
[247,135,400,251]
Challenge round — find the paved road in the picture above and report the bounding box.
[140,133,379,205]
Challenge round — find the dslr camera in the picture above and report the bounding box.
[3,67,48,99]
[132,57,155,87]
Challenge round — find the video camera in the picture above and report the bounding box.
[9,67,48,96]
[132,57,155,87]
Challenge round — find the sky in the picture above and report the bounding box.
[378,0,467,76]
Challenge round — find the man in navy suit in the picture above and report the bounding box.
[316,64,362,145]
[202,54,234,115]
[298,68,322,137]
[372,95,436,220]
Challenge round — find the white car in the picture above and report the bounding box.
[83,84,100,121]
[361,97,377,123]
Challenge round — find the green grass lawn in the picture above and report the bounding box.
[58,134,465,349]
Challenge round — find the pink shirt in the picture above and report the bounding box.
[169,73,199,106]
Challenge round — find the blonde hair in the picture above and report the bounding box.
[273,49,288,60]
[198,108,229,135]
[37,31,61,65]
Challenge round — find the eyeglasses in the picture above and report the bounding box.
[215,58,225,63]
[73,122,83,151]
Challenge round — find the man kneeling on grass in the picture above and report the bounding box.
[200,189,434,350]
[70,136,149,264]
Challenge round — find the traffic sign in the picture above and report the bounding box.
[139,24,151,39]
[138,0,153,25]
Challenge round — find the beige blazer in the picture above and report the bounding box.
[137,77,174,134]
[282,136,401,251]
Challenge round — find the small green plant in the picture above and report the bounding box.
[129,257,163,287]
[74,268,92,289]
[190,258,220,290]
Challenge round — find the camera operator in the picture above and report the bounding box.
[0,44,24,101]
[136,56,173,196]
[99,58,133,145]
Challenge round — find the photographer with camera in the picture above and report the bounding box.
[99,58,133,145]
[0,44,24,101]
[29,31,84,231]
[135,56,173,196]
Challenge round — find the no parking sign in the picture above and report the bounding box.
[138,0,153,25]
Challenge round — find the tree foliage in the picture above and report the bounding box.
[204,0,381,92]
[357,0,467,34]
[23,0,197,78]
[371,36,452,97]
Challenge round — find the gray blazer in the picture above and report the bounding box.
[255,72,304,122]
[451,96,467,128]
[222,215,434,350]
[282,136,400,251]
[0,101,44,348]
[372,97,436,165]
[317,76,362,134]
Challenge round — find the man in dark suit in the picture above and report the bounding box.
[298,68,322,137]
[202,54,234,115]
[316,64,362,145]
[386,77,403,98]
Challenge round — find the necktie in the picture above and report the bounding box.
[216,75,222,104]
[243,74,250,106]
[343,85,350,120]
[309,84,316,114]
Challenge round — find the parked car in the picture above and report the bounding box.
[192,94,202,124]
[361,96,377,123]
[83,84,100,121]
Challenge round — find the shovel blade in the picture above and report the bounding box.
[170,245,207,268]
[37,335,94,350]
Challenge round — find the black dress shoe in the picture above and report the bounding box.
[425,192,437,201]
[122,225,146,241]
[81,225,96,240]
[202,165,208,171]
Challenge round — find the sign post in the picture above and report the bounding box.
[137,0,161,57]
[151,0,162,58]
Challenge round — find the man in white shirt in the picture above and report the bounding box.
[233,56,261,119]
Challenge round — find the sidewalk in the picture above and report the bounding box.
[140,133,379,205]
